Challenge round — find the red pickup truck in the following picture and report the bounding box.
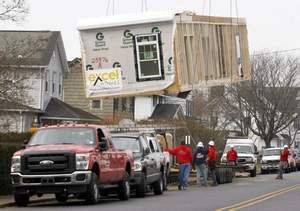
[10,124,134,206]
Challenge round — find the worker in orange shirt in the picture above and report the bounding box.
[227,145,238,165]
[276,145,289,180]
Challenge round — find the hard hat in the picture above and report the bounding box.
[284,145,288,148]
[230,145,234,148]
[208,140,215,146]
[197,142,204,147]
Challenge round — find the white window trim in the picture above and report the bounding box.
[90,99,103,110]
[135,33,162,80]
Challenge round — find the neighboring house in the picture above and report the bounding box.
[0,99,42,133]
[0,30,68,110]
[40,98,101,125]
[0,31,100,132]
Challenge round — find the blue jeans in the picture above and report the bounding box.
[196,164,207,186]
[179,164,191,188]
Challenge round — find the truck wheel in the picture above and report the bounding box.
[250,167,257,177]
[55,193,68,203]
[14,193,29,207]
[261,169,267,174]
[136,172,146,198]
[85,172,99,204]
[153,174,163,195]
[118,172,130,200]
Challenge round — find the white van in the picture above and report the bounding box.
[221,138,258,177]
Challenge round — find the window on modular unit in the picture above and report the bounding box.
[121,98,127,112]
[113,98,119,111]
[134,33,164,81]
[91,100,102,110]
[235,34,243,78]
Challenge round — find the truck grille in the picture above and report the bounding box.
[21,151,75,175]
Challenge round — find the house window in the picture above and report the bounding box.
[121,98,127,112]
[45,70,49,92]
[90,100,102,110]
[113,98,119,111]
[52,71,56,93]
[133,33,164,81]
[58,73,62,95]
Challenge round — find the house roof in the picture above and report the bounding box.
[150,104,183,119]
[77,10,179,30]
[41,98,101,122]
[0,30,68,71]
[0,99,43,113]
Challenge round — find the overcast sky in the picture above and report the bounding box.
[2,0,300,60]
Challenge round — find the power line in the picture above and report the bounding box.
[252,48,300,56]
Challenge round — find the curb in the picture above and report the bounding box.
[0,197,56,208]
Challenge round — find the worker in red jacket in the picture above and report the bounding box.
[276,145,289,180]
[227,145,238,165]
[167,141,192,190]
[207,140,218,186]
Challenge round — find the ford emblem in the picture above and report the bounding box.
[39,160,54,166]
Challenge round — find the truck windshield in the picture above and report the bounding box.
[111,137,141,153]
[263,149,281,156]
[226,145,252,154]
[28,128,96,146]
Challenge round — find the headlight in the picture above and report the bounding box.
[11,156,21,173]
[245,157,253,162]
[76,153,90,170]
[221,157,227,162]
[134,161,142,172]
[261,160,267,164]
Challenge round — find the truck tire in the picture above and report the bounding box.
[15,193,29,207]
[250,167,257,177]
[118,172,130,200]
[153,175,163,195]
[261,169,267,174]
[55,193,68,203]
[85,172,99,204]
[136,173,146,198]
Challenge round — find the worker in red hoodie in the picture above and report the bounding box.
[227,145,238,165]
[207,140,218,186]
[167,141,192,190]
[276,145,289,180]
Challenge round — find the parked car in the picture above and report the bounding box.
[260,148,297,174]
[220,138,258,177]
[294,149,300,170]
[111,134,165,197]
[10,124,134,206]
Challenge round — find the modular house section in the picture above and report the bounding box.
[77,11,250,98]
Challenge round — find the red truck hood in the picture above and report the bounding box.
[14,144,95,156]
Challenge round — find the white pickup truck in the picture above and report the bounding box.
[221,138,258,177]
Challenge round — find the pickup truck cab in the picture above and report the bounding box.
[111,134,165,197]
[261,148,297,174]
[221,139,258,177]
[10,124,134,206]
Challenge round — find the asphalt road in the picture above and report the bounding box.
[3,171,300,211]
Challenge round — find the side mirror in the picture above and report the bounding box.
[99,142,108,151]
[144,148,150,155]
[254,151,259,155]
[22,139,29,149]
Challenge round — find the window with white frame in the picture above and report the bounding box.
[52,71,56,93]
[134,33,164,81]
[58,73,62,95]
[45,70,49,92]
[90,100,103,110]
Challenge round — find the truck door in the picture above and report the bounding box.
[147,137,161,182]
[97,128,114,183]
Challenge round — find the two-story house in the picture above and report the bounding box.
[0,30,100,132]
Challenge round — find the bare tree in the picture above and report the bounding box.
[222,53,299,148]
[0,0,29,22]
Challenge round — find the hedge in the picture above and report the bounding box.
[0,133,32,195]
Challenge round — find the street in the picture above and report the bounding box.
[3,171,300,211]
